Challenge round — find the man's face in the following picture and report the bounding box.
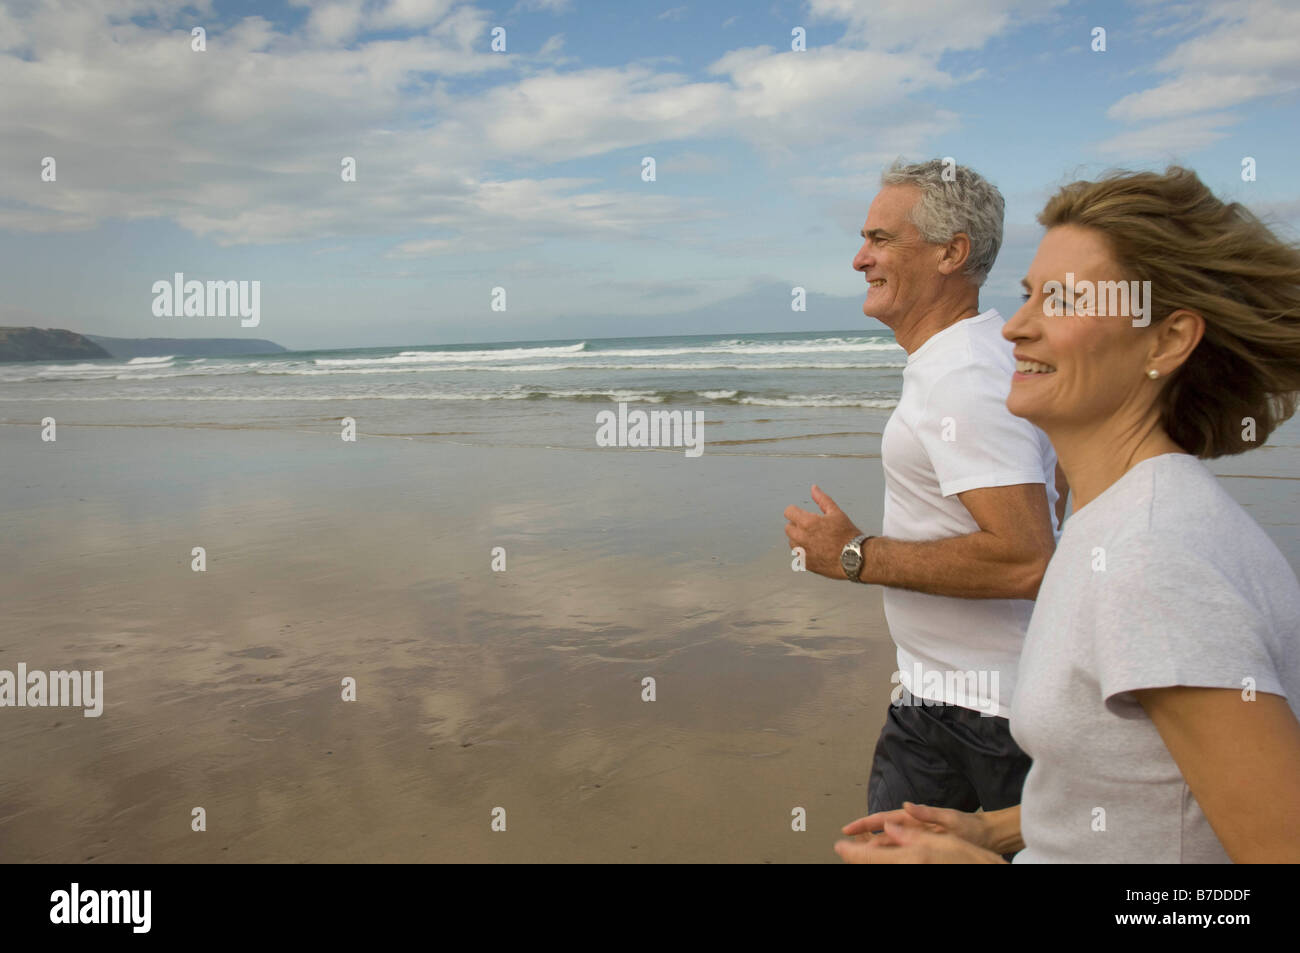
[852,184,931,328]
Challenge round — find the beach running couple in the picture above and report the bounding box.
[783,159,1300,863]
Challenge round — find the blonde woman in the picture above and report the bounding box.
[836,167,1300,863]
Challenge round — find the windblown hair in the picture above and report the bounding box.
[1039,167,1300,457]
[881,158,1005,287]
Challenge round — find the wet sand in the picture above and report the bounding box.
[3,419,1296,862]
[0,424,896,862]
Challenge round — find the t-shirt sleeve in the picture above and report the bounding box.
[1091,539,1287,715]
[916,363,1052,498]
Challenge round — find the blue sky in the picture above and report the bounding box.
[3,0,1298,349]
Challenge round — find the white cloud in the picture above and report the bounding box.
[1109,73,1288,122]
[806,0,1066,52]
[660,151,728,175]
[423,42,960,173]
[511,0,572,13]
[370,0,458,30]
[0,0,1057,254]
[289,0,459,44]
[1095,112,1239,157]
[1102,0,1300,144]
[708,44,952,121]
[791,114,963,197]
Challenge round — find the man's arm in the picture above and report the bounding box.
[784,482,1055,600]
[861,483,1056,599]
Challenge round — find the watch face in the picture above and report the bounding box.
[842,549,862,576]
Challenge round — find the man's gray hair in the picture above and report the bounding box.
[880,159,1005,287]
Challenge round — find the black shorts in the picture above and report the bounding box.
[867,688,1030,816]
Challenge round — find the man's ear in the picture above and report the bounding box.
[936,232,972,276]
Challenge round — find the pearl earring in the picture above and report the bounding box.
[1147,369,1159,379]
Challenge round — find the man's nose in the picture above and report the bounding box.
[853,245,871,271]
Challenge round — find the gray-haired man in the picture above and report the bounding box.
[784,159,1066,820]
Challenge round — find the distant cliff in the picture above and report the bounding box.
[0,327,111,362]
[85,335,287,358]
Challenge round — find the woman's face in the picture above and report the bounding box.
[1002,224,1153,433]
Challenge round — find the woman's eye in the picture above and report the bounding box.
[1020,292,1031,302]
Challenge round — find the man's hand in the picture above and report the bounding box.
[783,484,863,580]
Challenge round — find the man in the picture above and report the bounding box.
[784,159,1066,819]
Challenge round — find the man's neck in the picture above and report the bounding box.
[891,298,983,354]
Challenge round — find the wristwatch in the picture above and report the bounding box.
[840,533,873,582]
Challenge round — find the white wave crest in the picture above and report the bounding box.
[739,395,898,408]
[313,342,588,366]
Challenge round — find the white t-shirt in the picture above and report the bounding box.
[1012,453,1300,863]
[880,309,1059,718]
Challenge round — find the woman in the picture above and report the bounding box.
[836,167,1300,863]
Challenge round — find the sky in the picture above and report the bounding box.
[2,0,1298,350]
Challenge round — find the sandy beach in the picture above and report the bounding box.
[2,392,1297,862]
[0,420,901,862]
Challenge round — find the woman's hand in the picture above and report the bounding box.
[840,800,992,850]
[835,817,1007,864]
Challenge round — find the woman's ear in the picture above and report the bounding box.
[1148,308,1205,375]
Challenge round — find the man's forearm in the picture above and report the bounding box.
[859,532,1049,600]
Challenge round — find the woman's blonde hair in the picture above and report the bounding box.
[1039,166,1300,457]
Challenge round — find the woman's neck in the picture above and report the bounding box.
[1050,413,1187,511]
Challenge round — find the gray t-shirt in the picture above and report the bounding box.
[1011,453,1300,863]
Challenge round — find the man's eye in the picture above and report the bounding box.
[1020,292,1031,302]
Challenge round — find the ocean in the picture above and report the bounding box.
[0,330,908,457]
[4,327,1298,485]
